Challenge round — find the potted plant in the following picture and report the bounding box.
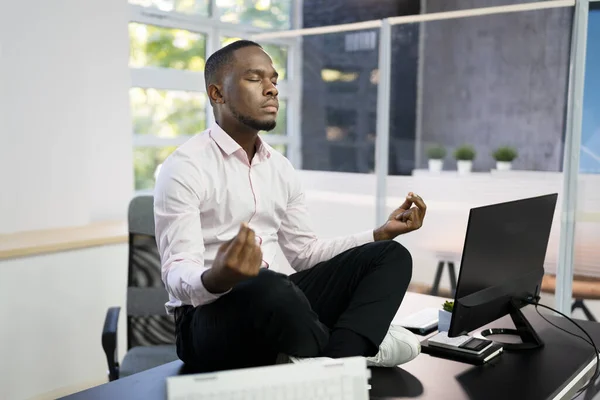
[454,145,476,174]
[492,146,518,171]
[426,144,446,173]
[438,300,454,332]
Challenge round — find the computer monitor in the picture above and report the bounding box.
[447,193,558,351]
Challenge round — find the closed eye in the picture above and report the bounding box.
[244,68,278,83]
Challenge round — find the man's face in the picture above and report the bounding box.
[222,46,279,132]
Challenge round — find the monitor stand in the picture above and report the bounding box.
[479,299,544,351]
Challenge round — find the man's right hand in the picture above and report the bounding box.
[201,223,263,294]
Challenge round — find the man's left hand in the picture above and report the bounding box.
[374,192,427,241]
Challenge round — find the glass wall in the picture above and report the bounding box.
[256,2,581,303]
[572,2,600,321]
[132,0,593,314]
[296,30,380,237]
[301,30,379,174]
[385,8,573,297]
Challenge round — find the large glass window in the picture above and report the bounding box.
[384,8,572,302]
[128,1,297,191]
[300,31,379,174]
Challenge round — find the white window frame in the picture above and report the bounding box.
[129,0,302,192]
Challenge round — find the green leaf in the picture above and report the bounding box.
[453,145,476,161]
[492,146,518,162]
[427,144,447,159]
[442,300,454,312]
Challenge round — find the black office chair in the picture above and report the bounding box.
[101,195,178,381]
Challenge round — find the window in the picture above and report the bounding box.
[217,0,292,30]
[271,144,287,156]
[301,32,378,173]
[134,146,178,191]
[129,2,299,191]
[130,88,207,137]
[271,99,287,135]
[129,23,207,71]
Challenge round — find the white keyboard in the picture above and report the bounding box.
[166,357,370,400]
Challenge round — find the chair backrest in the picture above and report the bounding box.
[126,195,176,349]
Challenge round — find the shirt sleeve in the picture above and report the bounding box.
[277,167,374,272]
[154,154,229,307]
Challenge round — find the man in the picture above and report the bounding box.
[154,40,427,373]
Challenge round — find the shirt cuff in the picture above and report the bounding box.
[354,229,375,246]
[186,267,231,307]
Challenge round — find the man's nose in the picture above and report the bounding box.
[264,82,278,97]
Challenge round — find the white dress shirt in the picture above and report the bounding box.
[154,122,374,313]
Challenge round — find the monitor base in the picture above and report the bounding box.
[480,300,544,351]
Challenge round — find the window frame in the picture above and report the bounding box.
[129,0,302,192]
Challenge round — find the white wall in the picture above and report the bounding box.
[0,245,128,400]
[0,0,134,398]
[0,0,133,234]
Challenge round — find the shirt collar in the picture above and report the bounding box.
[209,122,271,160]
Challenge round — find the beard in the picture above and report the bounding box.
[230,104,277,132]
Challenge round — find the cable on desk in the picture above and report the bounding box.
[525,296,599,399]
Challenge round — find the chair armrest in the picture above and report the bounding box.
[102,307,121,381]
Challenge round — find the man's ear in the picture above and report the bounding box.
[208,84,224,104]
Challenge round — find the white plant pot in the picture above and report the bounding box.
[496,161,512,171]
[428,159,443,173]
[438,309,452,332]
[457,160,472,175]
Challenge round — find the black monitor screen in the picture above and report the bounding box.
[449,193,558,339]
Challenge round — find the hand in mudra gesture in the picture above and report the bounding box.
[203,223,263,293]
[215,223,262,277]
[375,192,427,241]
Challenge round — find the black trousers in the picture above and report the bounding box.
[174,240,412,372]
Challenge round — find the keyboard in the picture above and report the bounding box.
[166,356,370,400]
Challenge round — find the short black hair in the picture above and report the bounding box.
[204,40,262,90]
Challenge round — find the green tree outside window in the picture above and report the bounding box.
[129,23,207,71]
